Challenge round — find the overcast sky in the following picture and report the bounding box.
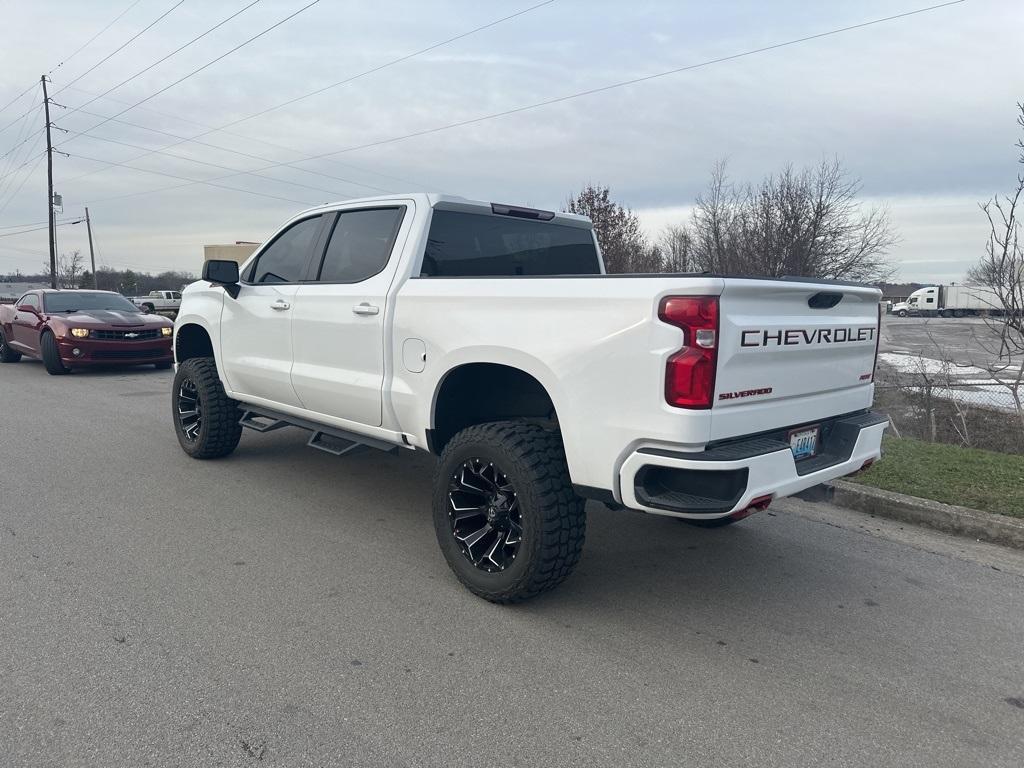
[0,0,1019,282]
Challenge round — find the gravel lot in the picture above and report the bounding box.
[2,359,1024,767]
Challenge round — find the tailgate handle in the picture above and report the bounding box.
[808,292,843,309]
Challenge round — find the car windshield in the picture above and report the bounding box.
[43,292,141,313]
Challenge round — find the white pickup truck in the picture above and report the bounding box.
[132,290,181,314]
[172,193,887,602]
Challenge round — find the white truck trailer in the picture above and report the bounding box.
[901,284,1002,317]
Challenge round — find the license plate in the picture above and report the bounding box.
[789,426,820,460]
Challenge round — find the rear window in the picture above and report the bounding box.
[422,210,600,277]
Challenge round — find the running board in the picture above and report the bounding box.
[238,408,399,455]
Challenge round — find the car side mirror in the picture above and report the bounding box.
[202,259,240,299]
[17,304,37,314]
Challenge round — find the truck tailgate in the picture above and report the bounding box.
[711,279,880,441]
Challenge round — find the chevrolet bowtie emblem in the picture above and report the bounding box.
[125,332,139,338]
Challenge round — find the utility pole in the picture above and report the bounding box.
[41,75,56,289]
[85,207,97,288]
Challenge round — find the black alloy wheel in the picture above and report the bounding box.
[176,375,202,443]
[432,421,586,603]
[448,457,523,573]
[171,357,243,459]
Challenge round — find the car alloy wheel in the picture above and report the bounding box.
[176,376,202,442]
[447,458,523,573]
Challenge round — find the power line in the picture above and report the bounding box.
[0,155,45,220]
[61,108,391,194]
[56,84,425,189]
[0,81,38,119]
[58,0,322,145]
[63,128,353,197]
[51,1,188,97]
[60,0,265,121]
[0,218,85,238]
[76,0,968,207]
[0,99,42,136]
[56,1,554,191]
[0,127,44,162]
[215,0,557,132]
[67,151,317,205]
[49,0,147,75]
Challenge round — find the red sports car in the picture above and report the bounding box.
[0,289,174,375]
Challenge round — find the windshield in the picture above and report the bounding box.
[43,292,141,313]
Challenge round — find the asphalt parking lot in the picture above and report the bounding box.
[2,359,1024,767]
[881,314,1005,367]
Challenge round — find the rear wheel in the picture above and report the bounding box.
[142,303,155,314]
[953,309,966,318]
[0,329,21,363]
[433,422,586,603]
[940,309,954,318]
[40,331,69,375]
[172,357,242,459]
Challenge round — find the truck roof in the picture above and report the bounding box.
[295,193,594,230]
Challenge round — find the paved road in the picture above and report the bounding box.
[2,359,1023,768]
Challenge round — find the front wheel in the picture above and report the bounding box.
[433,422,586,603]
[896,310,908,318]
[0,329,21,363]
[172,357,242,459]
[40,331,70,375]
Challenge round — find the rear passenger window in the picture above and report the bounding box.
[422,210,601,277]
[316,208,405,283]
[248,215,322,283]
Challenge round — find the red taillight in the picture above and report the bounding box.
[659,296,719,409]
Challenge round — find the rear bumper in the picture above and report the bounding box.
[618,410,889,520]
[57,337,173,366]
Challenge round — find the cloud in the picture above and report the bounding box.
[0,0,1019,277]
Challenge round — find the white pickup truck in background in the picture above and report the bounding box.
[171,193,887,603]
[132,290,182,314]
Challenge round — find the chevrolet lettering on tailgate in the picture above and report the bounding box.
[741,326,876,347]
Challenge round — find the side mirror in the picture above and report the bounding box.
[17,304,37,314]
[202,259,240,299]
[203,259,239,284]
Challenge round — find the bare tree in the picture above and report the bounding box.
[681,159,897,281]
[564,184,656,273]
[42,250,86,289]
[59,250,84,289]
[964,102,1024,432]
[659,223,693,273]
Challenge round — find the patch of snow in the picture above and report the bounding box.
[878,353,987,377]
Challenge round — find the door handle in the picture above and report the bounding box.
[270,299,291,311]
[352,303,379,316]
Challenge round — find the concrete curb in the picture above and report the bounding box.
[829,480,1024,550]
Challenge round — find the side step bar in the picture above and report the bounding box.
[239,407,399,456]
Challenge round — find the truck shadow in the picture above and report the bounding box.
[227,429,898,638]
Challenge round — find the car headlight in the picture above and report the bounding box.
[161,327,173,337]
[70,328,90,338]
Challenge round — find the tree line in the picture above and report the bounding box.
[1,254,195,296]
[565,158,897,281]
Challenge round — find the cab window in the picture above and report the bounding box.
[245,215,323,284]
[18,294,40,309]
[315,207,405,283]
